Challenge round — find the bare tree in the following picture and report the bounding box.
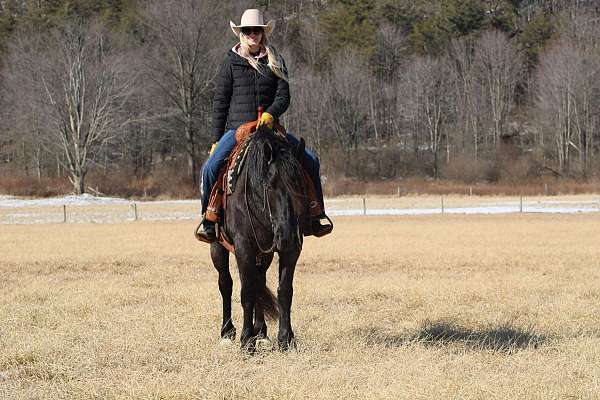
[374,23,407,81]
[373,24,408,144]
[286,66,329,154]
[142,0,228,186]
[5,21,136,194]
[535,36,599,175]
[473,30,523,149]
[399,55,454,178]
[447,37,482,159]
[0,71,45,181]
[324,51,369,170]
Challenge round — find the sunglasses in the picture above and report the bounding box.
[241,27,263,35]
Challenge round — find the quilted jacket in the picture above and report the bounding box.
[212,49,290,141]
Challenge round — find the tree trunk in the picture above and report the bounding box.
[433,150,438,179]
[35,145,42,183]
[185,121,197,186]
[72,172,86,195]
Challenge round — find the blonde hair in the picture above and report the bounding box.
[239,32,288,82]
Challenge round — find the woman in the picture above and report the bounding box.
[197,9,332,243]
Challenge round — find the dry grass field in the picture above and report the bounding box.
[1,214,600,399]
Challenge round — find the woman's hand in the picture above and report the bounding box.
[257,112,274,129]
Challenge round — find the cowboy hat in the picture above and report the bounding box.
[230,9,274,37]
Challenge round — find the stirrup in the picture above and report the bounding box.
[194,221,217,243]
[310,215,334,238]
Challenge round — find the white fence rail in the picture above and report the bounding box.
[0,195,599,225]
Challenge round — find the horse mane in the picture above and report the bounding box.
[245,127,305,199]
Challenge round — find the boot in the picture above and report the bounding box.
[194,220,217,243]
[307,214,333,237]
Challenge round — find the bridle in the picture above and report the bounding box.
[245,163,276,254]
[243,142,308,254]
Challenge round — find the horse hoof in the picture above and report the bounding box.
[256,337,273,351]
[218,338,234,347]
[278,338,297,352]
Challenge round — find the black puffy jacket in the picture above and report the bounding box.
[212,49,290,141]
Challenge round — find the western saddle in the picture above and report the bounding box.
[194,116,326,252]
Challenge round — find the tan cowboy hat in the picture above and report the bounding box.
[230,9,274,37]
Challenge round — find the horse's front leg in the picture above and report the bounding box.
[211,243,235,343]
[253,300,271,352]
[254,305,266,339]
[236,251,258,351]
[277,250,299,350]
[253,255,273,340]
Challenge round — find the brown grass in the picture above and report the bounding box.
[326,177,600,197]
[3,172,600,199]
[0,177,72,197]
[1,215,600,399]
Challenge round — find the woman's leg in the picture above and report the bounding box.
[285,133,325,213]
[200,129,238,218]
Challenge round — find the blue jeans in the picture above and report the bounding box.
[200,129,324,216]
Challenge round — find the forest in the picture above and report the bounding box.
[0,0,599,197]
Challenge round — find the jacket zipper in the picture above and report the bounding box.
[254,68,260,117]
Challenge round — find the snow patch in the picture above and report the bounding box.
[0,193,133,208]
[0,194,598,225]
[330,206,598,217]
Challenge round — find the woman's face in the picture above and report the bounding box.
[241,27,263,48]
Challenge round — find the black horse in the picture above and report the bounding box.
[210,127,309,350]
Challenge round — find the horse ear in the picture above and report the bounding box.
[295,138,305,160]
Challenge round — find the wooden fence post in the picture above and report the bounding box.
[520,195,523,213]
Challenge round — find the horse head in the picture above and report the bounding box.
[246,127,308,253]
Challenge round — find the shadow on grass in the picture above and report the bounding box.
[356,320,550,353]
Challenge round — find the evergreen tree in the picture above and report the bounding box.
[518,11,555,69]
[319,0,378,58]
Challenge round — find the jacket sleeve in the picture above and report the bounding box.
[265,58,290,119]
[212,57,233,142]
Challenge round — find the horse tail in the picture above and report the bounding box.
[257,284,279,321]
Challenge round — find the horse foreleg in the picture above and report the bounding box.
[277,251,298,350]
[254,298,267,340]
[253,256,273,340]
[253,299,270,352]
[237,257,258,351]
[211,244,235,342]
